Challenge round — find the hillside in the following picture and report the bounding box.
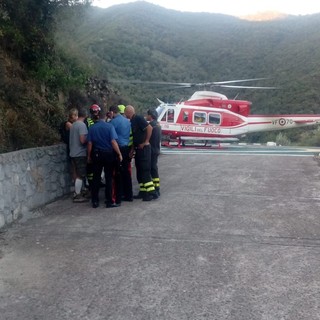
[56,3,320,112]
[2,1,320,151]
[0,48,61,152]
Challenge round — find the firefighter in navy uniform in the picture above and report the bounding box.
[119,104,134,201]
[87,109,123,208]
[146,109,161,197]
[109,105,132,204]
[84,104,101,191]
[124,105,158,201]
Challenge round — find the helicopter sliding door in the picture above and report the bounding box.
[193,111,206,124]
[161,108,175,122]
[208,113,221,125]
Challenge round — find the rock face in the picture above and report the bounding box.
[85,77,122,110]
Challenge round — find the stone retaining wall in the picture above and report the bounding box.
[0,144,71,228]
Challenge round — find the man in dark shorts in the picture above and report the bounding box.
[69,107,88,203]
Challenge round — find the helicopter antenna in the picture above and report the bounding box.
[233,93,240,100]
[157,98,165,104]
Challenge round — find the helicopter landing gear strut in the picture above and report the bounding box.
[177,137,186,148]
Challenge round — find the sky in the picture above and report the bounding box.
[91,0,320,16]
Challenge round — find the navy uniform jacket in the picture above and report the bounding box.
[130,114,149,147]
[149,119,161,155]
[87,120,118,152]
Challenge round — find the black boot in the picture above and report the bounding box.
[133,191,145,199]
[143,193,154,201]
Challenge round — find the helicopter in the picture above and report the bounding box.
[110,78,320,147]
[149,79,320,147]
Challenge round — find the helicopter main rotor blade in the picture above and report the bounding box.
[211,78,270,85]
[135,78,272,87]
[218,84,278,89]
[110,80,192,86]
[108,78,276,89]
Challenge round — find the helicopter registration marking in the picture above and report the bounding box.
[272,118,293,126]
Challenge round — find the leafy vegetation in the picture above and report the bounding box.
[0,0,93,152]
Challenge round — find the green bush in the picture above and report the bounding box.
[275,132,291,146]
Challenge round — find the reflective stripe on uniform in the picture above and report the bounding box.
[144,181,155,192]
[128,129,133,147]
[152,178,160,188]
[87,118,95,127]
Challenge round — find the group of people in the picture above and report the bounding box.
[63,103,161,208]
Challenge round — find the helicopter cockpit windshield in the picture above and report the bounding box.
[156,104,176,122]
[156,105,165,120]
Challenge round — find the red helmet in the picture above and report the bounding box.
[89,104,101,114]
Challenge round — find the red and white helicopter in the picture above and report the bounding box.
[150,79,320,147]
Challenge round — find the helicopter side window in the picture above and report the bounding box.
[208,113,221,125]
[183,111,189,122]
[193,112,206,124]
[167,109,174,123]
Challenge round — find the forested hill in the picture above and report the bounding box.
[56,2,320,117]
[2,1,320,152]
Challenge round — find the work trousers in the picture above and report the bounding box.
[91,150,115,205]
[135,145,155,193]
[114,146,133,203]
[151,152,160,191]
[86,163,94,189]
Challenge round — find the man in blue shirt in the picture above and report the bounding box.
[87,109,122,208]
[109,105,133,203]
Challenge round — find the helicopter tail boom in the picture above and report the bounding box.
[246,115,320,134]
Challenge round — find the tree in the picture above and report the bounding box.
[0,0,91,67]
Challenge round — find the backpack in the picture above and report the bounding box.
[59,121,69,144]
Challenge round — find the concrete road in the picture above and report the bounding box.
[1,151,320,320]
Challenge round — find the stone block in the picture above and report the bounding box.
[0,165,4,179]
[12,173,20,186]
[0,197,4,211]
[13,205,21,221]
[5,211,12,224]
[0,214,5,229]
